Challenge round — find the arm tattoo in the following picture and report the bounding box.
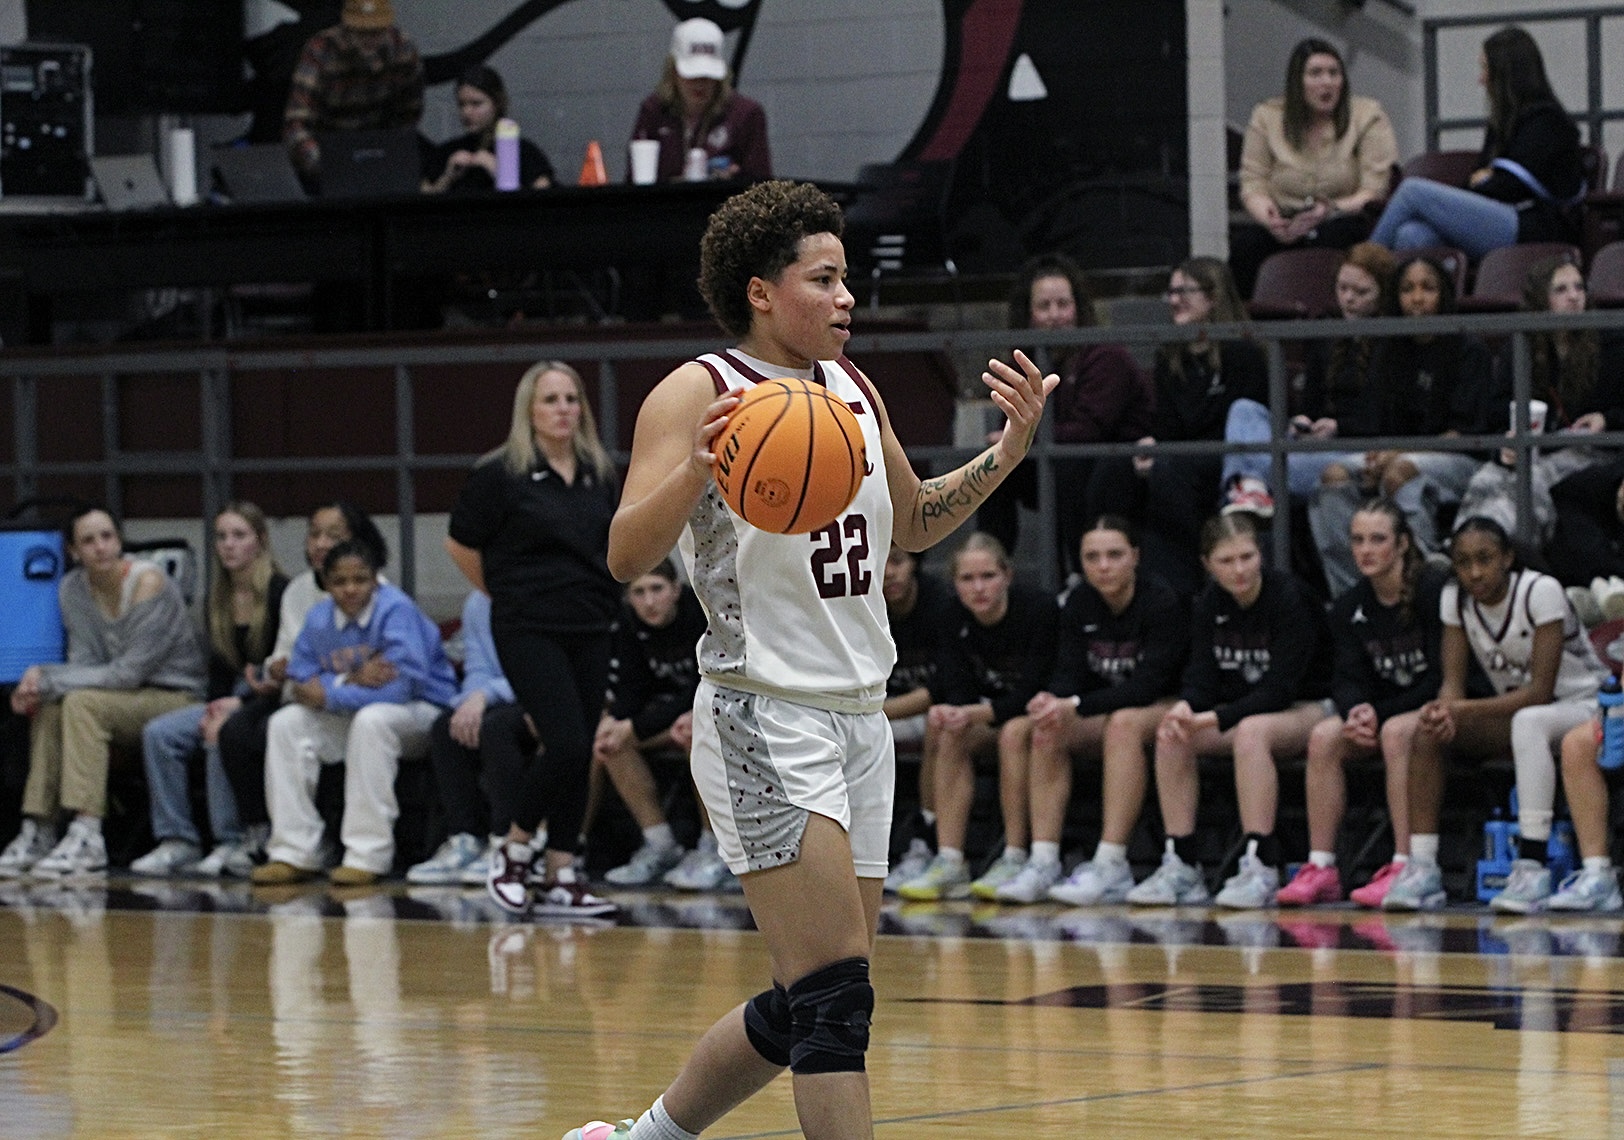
[919,450,1002,532]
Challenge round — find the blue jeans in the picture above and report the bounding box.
[143,703,242,846]
[1220,398,1352,501]
[1369,177,1519,259]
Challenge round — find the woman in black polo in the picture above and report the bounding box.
[447,359,621,918]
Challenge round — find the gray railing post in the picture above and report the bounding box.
[1265,337,1290,570]
[1509,330,1535,551]
[395,363,417,597]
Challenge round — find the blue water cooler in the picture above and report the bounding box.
[0,527,64,683]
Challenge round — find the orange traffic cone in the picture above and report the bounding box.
[578,139,607,186]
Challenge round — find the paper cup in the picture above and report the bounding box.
[1511,399,1548,433]
[629,139,660,185]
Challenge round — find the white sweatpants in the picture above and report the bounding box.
[1510,698,1597,842]
[264,700,440,874]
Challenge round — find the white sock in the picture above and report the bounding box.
[1584,856,1613,873]
[937,847,965,866]
[643,823,676,851]
[75,816,102,835]
[1392,852,1409,866]
[1410,834,1440,865]
[1030,840,1061,867]
[1003,845,1029,863]
[697,831,718,855]
[1308,850,1336,869]
[629,1096,699,1140]
[920,809,937,827]
[1094,841,1128,865]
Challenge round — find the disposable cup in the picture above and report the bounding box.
[629,139,660,185]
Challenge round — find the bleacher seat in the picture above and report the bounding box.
[1587,241,1624,307]
[1458,241,1581,313]
[1247,247,1343,320]
[1400,149,1480,189]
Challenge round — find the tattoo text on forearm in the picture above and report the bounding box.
[919,450,1001,531]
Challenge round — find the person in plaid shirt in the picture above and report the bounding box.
[282,0,423,182]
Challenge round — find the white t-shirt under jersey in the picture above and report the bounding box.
[1441,569,1607,701]
[679,349,896,711]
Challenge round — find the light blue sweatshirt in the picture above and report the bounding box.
[288,582,457,712]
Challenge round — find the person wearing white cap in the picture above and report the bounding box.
[628,17,772,185]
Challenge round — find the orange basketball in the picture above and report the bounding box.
[712,378,867,534]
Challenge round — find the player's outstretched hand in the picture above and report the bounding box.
[983,349,1059,461]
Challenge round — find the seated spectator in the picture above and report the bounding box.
[405,589,535,886]
[1370,26,1583,258]
[1230,38,1397,298]
[217,502,389,846]
[1456,253,1624,543]
[251,539,457,886]
[1383,517,1610,912]
[130,503,289,878]
[1549,719,1624,911]
[422,64,553,193]
[1224,241,1394,524]
[590,560,717,889]
[882,545,952,892]
[629,17,771,183]
[282,0,424,185]
[990,518,1186,906]
[1124,513,1331,909]
[895,534,1058,901]
[0,505,207,878]
[1088,258,1267,595]
[1550,455,1624,600]
[1310,253,1498,594]
[976,253,1153,573]
[1278,500,1445,908]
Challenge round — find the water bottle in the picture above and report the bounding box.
[494,118,521,191]
[1601,673,1624,770]
[1546,819,1577,885]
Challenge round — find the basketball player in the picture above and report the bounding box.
[565,180,1056,1140]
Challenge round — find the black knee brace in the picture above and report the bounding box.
[787,957,873,1075]
[742,982,791,1067]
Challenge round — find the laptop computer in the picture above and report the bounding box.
[211,144,308,204]
[90,154,171,211]
[317,128,422,198]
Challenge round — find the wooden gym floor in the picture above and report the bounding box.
[4,879,1624,1138]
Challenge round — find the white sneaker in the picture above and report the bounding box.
[896,853,972,901]
[1489,859,1552,914]
[1125,842,1211,906]
[969,852,1028,901]
[1048,856,1134,906]
[663,847,738,891]
[0,819,57,879]
[994,858,1063,904]
[1569,585,1604,628]
[603,840,685,886]
[459,835,503,886]
[1547,866,1624,912]
[1213,852,1281,909]
[129,838,202,877]
[884,837,933,894]
[192,840,256,878]
[1594,576,1624,621]
[31,820,108,878]
[406,832,485,885]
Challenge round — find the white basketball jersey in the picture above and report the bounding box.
[1442,570,1607,700]
[679,349,896,710]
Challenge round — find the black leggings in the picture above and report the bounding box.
[217,690,282,826]
[490,627,610,855]
[427,700,535,838]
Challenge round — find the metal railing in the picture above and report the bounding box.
[1425,6,1624,151]
[4,310,1622,596]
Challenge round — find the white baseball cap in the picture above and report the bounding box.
[671,18,728,80]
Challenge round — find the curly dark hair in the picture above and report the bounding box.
[698,180,844,339]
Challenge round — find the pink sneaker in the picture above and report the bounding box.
[1275,862,1343,906]
[1349,860,1404,909]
